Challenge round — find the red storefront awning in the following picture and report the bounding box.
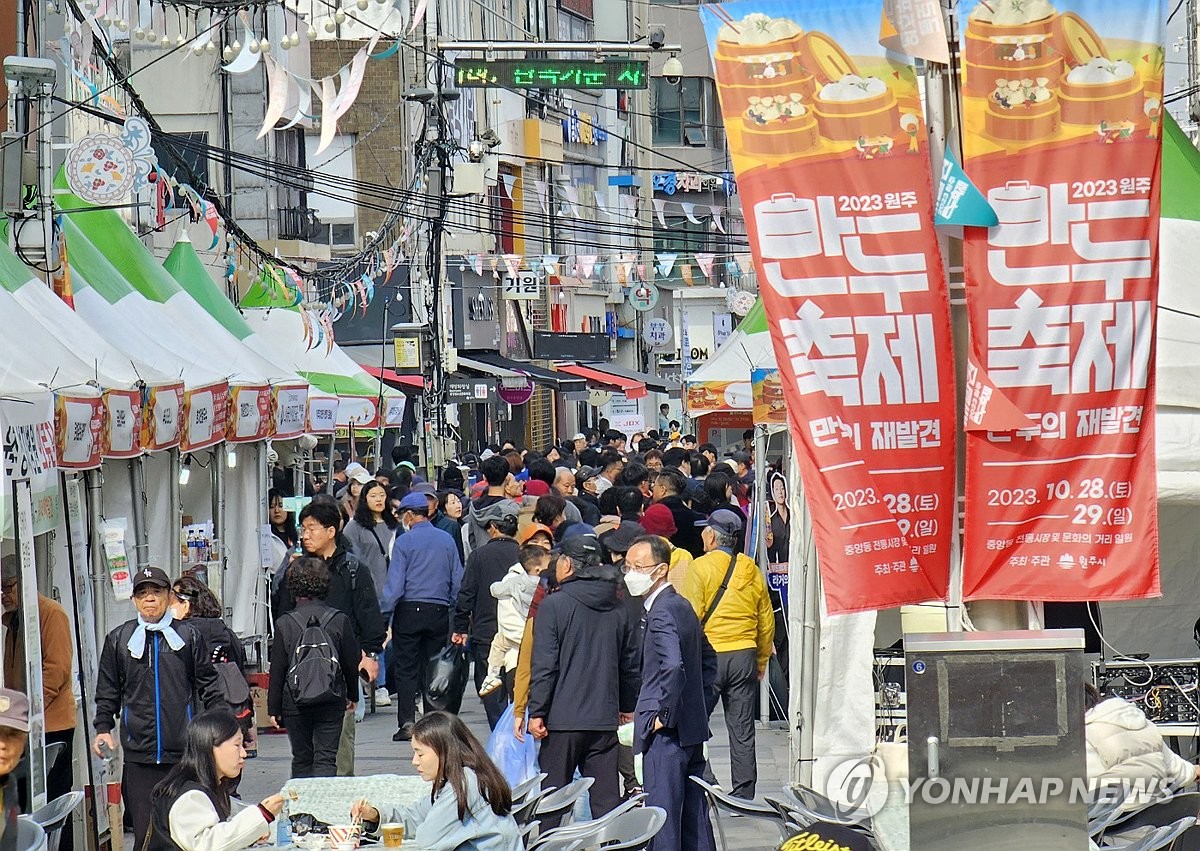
[361,365,425,389]
[556,363,647,400]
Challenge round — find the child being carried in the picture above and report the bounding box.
[479,545,551,696]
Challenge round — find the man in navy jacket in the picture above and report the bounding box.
[626,535,718,851]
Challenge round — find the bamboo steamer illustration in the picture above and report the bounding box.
[987,181,1049,247]
[712,13,815,118]
[797,31,899,142]
[1052,12,1145,128]
[984,76,1060,142]
[962,0,1062,98]
[740,94,820,157]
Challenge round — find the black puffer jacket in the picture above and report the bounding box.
[94,620,221,764]
[528,571,640,732]
[273,542,386,655]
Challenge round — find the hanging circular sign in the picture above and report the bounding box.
[65,132,137,204]
[628,282,660,312]
[587,389,612,408]
[643,317,673,349]
[497,375,535,406]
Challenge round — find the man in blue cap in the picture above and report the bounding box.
[382,490,464,741]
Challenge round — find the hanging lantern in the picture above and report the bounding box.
[222,44,233,60]
[334,8,346,23]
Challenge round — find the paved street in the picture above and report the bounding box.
[238,697,791,850]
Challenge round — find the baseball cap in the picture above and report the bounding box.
[518,523,555,546]
[554,534,603,562]
[722,459,740,473]
[600,521,646,556]
[0,555,17,582]
[571,433,586,441]
[726,451,751,465]
[132,565,171,591]
[344,462,373,484]
[399,491,431,511]
[0,689,29,732]
[640,503,677,538]
[574,466,598,487]
[525,480,551,497]
[705,509,743,537]
[480,448,496,460]
[399,460,417,471]
[412,482,438,499]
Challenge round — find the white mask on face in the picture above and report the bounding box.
[623,569,656,598]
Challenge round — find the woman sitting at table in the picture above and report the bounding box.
[352,711,521,851]
[145,709,286,851]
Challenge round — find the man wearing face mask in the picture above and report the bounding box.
[93,566,221,849]
[625,535,718,851]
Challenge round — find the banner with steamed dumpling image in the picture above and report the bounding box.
[957,0,1163,601]
[701,0,957,614]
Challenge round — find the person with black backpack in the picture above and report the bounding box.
[267,558,361,778]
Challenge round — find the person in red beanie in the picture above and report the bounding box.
[640,505,694,587]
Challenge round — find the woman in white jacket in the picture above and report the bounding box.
[1085,683,1200,811]
[144,710,286,851]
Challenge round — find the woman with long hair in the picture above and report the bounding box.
[267,489,298,551]
[434,490,466,563]
[352,711,520,851]
[343,479,398,601]
[145,710,285,851]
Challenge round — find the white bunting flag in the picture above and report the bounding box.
[656,252,677,279]
[500,173,516,201]
[652,198,668,228]
[542,254,559,276]
[534,180,549,213]
[710,205,726,233]
[579,255,597,279]
[694,252,715,279]
[503,253,521,277]
[681,202,703,225]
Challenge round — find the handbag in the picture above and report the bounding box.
[700,551,738,627]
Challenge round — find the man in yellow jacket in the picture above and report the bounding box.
[679,509,773,800]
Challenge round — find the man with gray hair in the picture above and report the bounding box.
[679,509,774,800]
[555,467,600,527]
[528,535,640,825]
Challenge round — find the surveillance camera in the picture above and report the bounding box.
[661,55,683,85]
[648,27,666,51]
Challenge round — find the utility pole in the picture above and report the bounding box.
[1189,0,1199,125]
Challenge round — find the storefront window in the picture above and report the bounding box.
[652,77,719,147]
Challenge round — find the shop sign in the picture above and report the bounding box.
[307,397,339,434]
[502,271,541,300]
[181,383,230,452]
[337,396,379,429]
[445,377,496,404]
[644,317,673,349]
[629,283,659,312]
[272,385,309,440]
[227,385,272,443]
[562,110,609,146]
[652,171,736,196]
[0,394,59,536]
[142,383,185,451]
[497,377,535,407]
[55,394,104,469]
[103,389,142,458]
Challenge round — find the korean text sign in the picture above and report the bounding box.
[702,0,956,613]
[958,0,1163,600]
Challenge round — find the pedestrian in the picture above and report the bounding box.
[482,544,550,699]
[0,688,29,851]
[268,557,361,778]
[650,468,706,558]
[527,535,640,825]
[465,455,514,558]
[452,501,520,728]
[384,491,464,741]
[1,555,76,827]
[343,480,399,708]
[274,498,386,776]
[640,506,693,588]
[268,489,298,553]
[93,566,221,848]
[340,462,373,521]
[625,536,718,851]
[145,709,286,851]
[351,712,520,851]
[170,576,253,741]
[434,490,467,564]
[680,510,774,800]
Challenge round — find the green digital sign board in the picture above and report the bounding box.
[455,59,648,90]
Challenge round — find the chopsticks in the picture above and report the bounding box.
[709,4,740,34]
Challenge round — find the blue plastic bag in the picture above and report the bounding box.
[486,703,540,788]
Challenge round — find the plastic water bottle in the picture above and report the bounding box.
[277,798,292,846]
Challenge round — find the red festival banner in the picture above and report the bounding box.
[702,0,956,613]
[958,0,1163,600]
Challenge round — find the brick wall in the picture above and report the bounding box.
[308,41,405,239]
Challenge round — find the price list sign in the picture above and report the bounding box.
[455,59,648,90]
[957,0,1164,601]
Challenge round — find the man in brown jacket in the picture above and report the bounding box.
[2,556,76,837]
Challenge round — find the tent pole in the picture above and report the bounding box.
[129,458,148,572]
[789,449,819,787]
[754,425,770,724]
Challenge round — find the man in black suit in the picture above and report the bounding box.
[625,535,718,851]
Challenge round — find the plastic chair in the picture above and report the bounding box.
[527,795,647,851]
[513,773,548,804]
[586,805,667,851]
[30,791,84,851]
[781,782,869,826]
[1089,786,1132,839]
[15,816,47,851]
[42,743,66,774]
[534,777,595,826]
[519,819,540,848]
[512,790,551,827]
[688,777,789,851]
